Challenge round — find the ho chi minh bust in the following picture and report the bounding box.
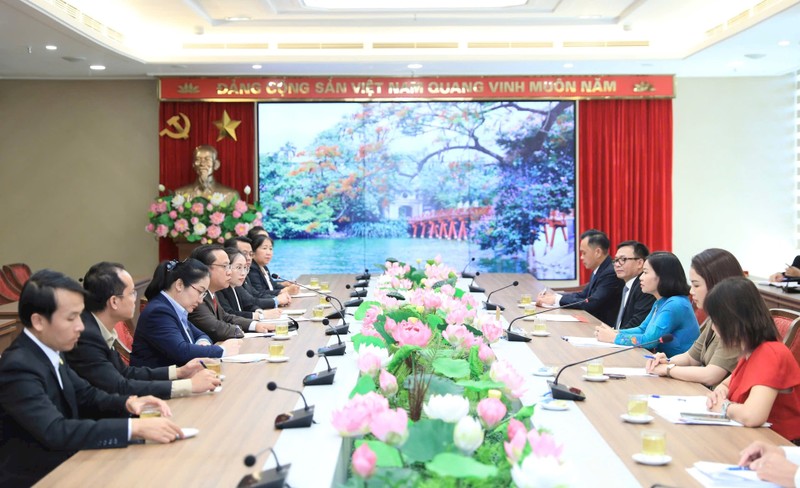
[174,145,240,204]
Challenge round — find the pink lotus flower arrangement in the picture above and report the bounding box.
[336,257,557,487]
[146,190,263,244]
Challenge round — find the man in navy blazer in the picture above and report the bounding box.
[65,262,220,398]
[0,270,182,486]
[611,241,656,330]
[538,229,623,326]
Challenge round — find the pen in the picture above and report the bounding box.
[561,336,569,342]
[643,355,670,362]
[199,360,208,369]
[727,466,750,471]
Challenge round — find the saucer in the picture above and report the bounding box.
[180,428,199,439]
[531,331,551,337]
[522,315,542,321]
[306,285,321,290]
[533,366,555,377]
[517,303,534,308]
[582,374,609,382]
[309,316,326,322]
[317,303,332,309]
[272,335,291,341]
[540,399,569,411]
[621,414,654,424]
[267,356,289,363]
[282,309,306,315]
[632,453,671,466]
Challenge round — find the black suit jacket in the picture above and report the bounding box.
[617,276,656,330]
[561,256,623,326]
[187,293,248,342]
[241,277,278,309]
[247,266,283,297]
[218,286,256,318]
[0,332,129,487]
[65,312,173,399]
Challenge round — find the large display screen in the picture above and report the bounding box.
[257,100,576,279]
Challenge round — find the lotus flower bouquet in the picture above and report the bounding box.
[334,258,568,487]
[146,189,264,244]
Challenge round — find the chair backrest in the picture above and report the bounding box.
[113,321,134,366]
[771,308,800,365]
[2,263,31,292]
[0,273,20,303]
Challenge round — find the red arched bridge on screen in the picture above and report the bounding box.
[407,207,492,240]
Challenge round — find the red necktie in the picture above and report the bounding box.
[212,295,218,314]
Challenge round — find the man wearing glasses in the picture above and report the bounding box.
[65,262,221,399]
[609,241,655,330]
[188,245,274,342]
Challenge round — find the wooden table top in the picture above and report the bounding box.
[35,272,790,487]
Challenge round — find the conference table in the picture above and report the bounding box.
[36,273,790,487]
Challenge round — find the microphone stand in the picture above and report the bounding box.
[468,271,485,293]
[548,335,673,401]
[484,280,519,311]
[461,257,477,279]
[238,446,291,488]
[303,349,336,385]
[267,382,315,429]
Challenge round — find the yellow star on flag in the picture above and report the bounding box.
[213,110,242,141]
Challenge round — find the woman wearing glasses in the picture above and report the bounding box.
[645,248,743,388]
[218,248,281,320]
[131,258,241,368]
[596,251,699,356]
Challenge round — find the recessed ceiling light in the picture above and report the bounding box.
[778,40,791,47]
[89,64,106,71]
[252,64,263,69]
[225,16,251,21]
[45,45,57,51]
[408,63,423,69]
[563,63,574,68]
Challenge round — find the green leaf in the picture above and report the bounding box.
[349,375,377,398]
[456,379,506,392]
[425,313,445,330]
[513,405,535,421]
[453,287,466,299]
[355,439,403,468]
[352,333,387,352]
[432,358,470,379]
[386,308,421,323]
[417,374,464,396]
[373,316,397,346]
[400,419,455,463]
[465,324,483,337]
[425,453,498,479]
[354,300,381,320]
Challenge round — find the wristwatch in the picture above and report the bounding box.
[665,363,676,377]
[721,400,732,419]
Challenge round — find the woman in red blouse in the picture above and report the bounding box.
[705,277,800,441]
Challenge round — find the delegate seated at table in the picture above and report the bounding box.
[596,252,699,356]
[131,259,241,368]
[645,248,742,388]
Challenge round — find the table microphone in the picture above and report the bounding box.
[504,298,589,342]
[355,268,371,281]
[238,446,291,488]
[484,281,519,311]
[272,274,349,333]
[318,318,346,356]
[266,381,315,429]
[352,280,369,288]
[344,284,365,307]
[303,349,337,386]
[468,271,485,293]
[461,257,477,279]
[548,334,674,401]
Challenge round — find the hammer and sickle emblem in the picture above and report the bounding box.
[159,113,191,139]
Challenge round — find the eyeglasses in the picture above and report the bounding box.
[189,284,208,299]
[209,263,232,271]
[612,257,642,266]
[232,265,250,272]
[115,289,138,300]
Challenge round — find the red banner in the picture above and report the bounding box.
[159,75,674,101]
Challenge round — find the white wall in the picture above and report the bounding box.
[672,75,796,277]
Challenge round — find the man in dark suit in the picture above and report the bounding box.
[0,270,183,486]
[189,245,274,340]
[65,262,220,399]
[537,229,623,326]
[610,240,656,330]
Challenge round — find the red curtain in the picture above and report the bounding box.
[157,102,255,260]
[577,99,673,283]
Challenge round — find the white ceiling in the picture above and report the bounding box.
[1,0,799,79]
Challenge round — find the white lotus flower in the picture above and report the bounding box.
[453,416,484,455]
[423,394,469,423]
[209,192,225,206]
